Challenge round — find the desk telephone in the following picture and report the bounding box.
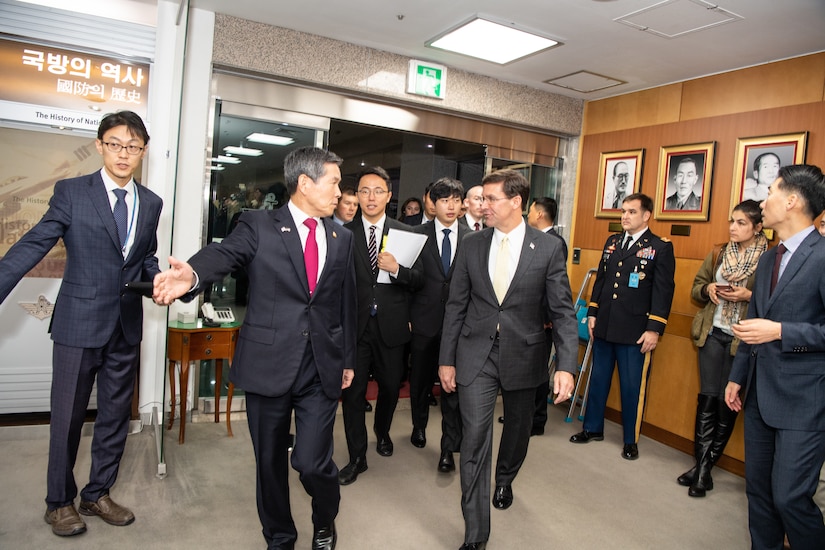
[201,303,235,326]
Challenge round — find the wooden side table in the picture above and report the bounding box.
[167,320,240,444]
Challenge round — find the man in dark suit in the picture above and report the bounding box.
[408,177,468,472]
[664,157,702,211]
[725,164,825,550]
[154,147,355,550]
[570,193,675,460]
[439,169,578,550]
[459,184,485,231]
[0,111,162,537]
[338,166,423,485]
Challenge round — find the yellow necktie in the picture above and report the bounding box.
[493,236,510,303]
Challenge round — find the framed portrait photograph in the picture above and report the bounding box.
[594,149,644,218]
[730,132,807,210]
[654,142,715,221]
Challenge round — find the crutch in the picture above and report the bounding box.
[564,268,597,422]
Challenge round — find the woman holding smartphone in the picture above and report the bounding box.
[679,199,767,497]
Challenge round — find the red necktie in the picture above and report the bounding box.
[303,218,318,295]
[474,222,480,231]
[770,243,787,295]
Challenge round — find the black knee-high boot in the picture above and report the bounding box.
[708,399,738,465]
[677,394,717,490]
[688,394,720,497]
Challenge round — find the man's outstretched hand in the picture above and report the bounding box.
[153,256,195,305]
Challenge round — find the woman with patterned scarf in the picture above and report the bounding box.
[680,199,768,497]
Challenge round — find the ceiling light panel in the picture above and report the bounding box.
[246,132,295,146]
[616,0,743,39]
[223,145,263,156]
[427,17,560,64]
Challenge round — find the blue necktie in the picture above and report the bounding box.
[441,228,451,275]
[113,188,128,250]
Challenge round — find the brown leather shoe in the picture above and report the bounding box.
[79,495,135,526]
[44,504,87,536]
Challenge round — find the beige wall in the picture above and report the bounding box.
[572,53,825,469]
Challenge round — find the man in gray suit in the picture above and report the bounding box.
[726,164,825,550]
[0,111,162,537]
[439,169,578,550]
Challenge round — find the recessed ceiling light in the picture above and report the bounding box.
[247,132,295,146]
[427,16,560,64]
[224,145,263,156]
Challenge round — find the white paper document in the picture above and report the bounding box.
[377,228,428,283]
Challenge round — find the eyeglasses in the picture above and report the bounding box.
[615,173,630,180]
[357,188,388,197]
[482,195,509,203]
[101,141,145,155]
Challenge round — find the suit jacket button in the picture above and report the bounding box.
[612,293,617,299]
[301,329,309,337]
[618,261,623,267]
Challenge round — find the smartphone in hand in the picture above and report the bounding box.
[715,284,733,292]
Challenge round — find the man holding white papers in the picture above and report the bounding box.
[339,166,424,485]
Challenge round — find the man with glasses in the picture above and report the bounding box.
[439,169,578,550]
[0,111,163,537]
[338,166,423,485]
[603,161,631,210]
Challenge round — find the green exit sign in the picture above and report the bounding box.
[407,60,447,99]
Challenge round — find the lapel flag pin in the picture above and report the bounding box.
[281,226,291,232]
[332,231,337,238]
[529,242,535,250]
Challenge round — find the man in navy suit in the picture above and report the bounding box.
[154,147,355,550]
[408,177,468,472]
[439,169,578,550]
[726,164,825,550]
[0,111,162,537]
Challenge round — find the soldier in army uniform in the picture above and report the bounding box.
[570,193,675,460]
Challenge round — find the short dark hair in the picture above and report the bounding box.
[733,199,763,227]
[357,166,391,189]
[482,169,529,206]
[284,147,343,195]
[429,177,464,202]
[532,197,558,224]
[623,192,654,213]
[98,110,149,144]
[753,152,780,173]
[776,164,825,220]
[340,186,357,197]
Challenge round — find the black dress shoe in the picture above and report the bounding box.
[312,522,336,550]
[497,415,505,424]
[376,434,394,456]
[622,443,639,460]
[459,543,487,550]
[338,457,368,485]
[438,451,455,472]
[410,428,426,448]
[492,484,513,510]
[428,393,438,407]
[569,430,604,443]
[531,425,545,436]
[364,400,372,412]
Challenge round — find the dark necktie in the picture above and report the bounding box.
[441,228,452,275]
[474,222,480,231]
[368,225,378,273]
[113,188,128,251]
[622,235,632,251]
[770,243,787,295]
[303,218,318,295]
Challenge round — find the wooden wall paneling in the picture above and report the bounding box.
[583,84,683,135]
[680,53,825,121]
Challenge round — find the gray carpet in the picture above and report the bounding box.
[0,401,749,549]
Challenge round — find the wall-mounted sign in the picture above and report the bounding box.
[407,60,447,100]
[0,38,150,132]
